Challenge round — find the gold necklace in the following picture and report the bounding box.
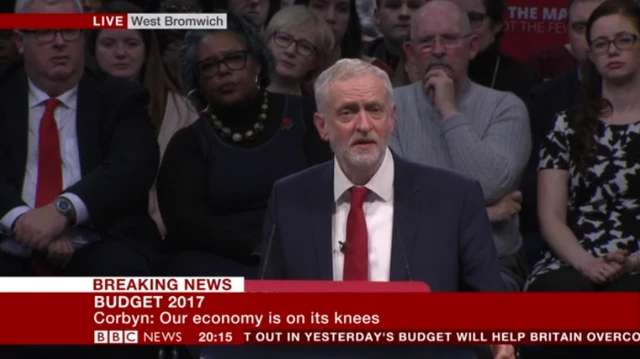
[209,93,269,142]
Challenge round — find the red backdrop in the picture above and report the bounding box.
[500,0,571,60]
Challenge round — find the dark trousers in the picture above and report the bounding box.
[0,238,152,276]
[163,251,259,278]
[0,238,157,359]
[520,267,640,359]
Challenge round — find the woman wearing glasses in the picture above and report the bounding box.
[454,0,539,100]
[527,0,640,299]
[156,12,332,277]
[265,5,334,95]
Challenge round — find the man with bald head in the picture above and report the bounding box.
[390,0,531,291]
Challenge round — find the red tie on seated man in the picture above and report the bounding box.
[31,98,64,275]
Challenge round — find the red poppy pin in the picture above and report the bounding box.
[281,117,293,130]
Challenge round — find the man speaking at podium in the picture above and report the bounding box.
[260,58,505,292]
[257,58,512,358]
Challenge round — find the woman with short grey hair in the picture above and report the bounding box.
[157,11,332,277]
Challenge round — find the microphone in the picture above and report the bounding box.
[338,241,347,254]
[394,228,413,281]
[259,223,277,280]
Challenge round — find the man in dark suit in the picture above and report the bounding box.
[261,57,505,291]
[0,0,160,277]
[258,58,512,358]
[0,2,159,358]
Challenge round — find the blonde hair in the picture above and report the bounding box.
[264,5,335,83]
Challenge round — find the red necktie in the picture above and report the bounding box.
[343,186,370,280]
[35,98,63,207]
[32,98,62,276]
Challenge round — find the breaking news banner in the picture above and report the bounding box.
[0,277,640,345]
[0,13,227,30]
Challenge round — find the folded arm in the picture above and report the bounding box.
[63,87,159,228]
[460,180,506,291]
[0,135,29,234]
[442,95,531,203]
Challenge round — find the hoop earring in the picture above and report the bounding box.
[187,88,199,99]
[187,88,207,114]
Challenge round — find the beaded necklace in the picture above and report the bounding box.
[209,92,269,142]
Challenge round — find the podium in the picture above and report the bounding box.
[196,281,478,359]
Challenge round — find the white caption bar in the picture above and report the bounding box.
[128,13,227,29]
[0,277,244,292]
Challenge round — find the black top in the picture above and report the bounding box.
[468,42,541,100]
[520,70,581,234]
[156,91,332,265]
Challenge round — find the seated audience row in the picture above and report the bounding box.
[0,0,535,290]
[156,12,333,277]
[3,0,639,358]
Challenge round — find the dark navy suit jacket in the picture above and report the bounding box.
[260,152,505,292]
[203,155,503,358]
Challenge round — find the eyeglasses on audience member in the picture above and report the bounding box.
[590,33,639,54]
[272,31,318,57]
[160,0,203,13]
[197,50,250,77]
[467,11,487,29]
[22,29,83,43]
[417,33,472,52]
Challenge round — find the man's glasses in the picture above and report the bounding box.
[272,32,317,57]
[23,30,82,43]
[590,33,639,55]
[467,12,487,29]
[417,34,472,52]
[159,1,202,13]
[197,51,250,77]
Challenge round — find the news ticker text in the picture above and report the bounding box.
[93,330,640,345]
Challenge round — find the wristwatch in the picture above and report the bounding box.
[55,196,77,226]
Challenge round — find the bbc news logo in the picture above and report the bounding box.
[94,330,138,343]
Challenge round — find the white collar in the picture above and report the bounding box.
[28,79,78,110]
[333,147,394,202]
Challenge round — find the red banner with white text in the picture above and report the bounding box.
[501,0,571,60]
[1,277,640,345]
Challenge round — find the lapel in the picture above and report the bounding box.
[3,68,30,186]
[309,161,335,280]
[75,73,103,175]
[389,153,423,281]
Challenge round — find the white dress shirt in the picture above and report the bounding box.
[332,148,394,281]
[0,80,92,256]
